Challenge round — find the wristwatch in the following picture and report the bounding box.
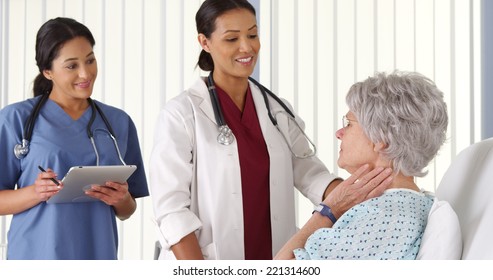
[313,203,337,224]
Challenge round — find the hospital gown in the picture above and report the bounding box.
[294,189,434,260]
[0,96,149,259]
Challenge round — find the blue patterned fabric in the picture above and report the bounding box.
[294,189,434,260]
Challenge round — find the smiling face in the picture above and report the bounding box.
[198,8,260,83]
[335,111,383,174]
[43,36,97,105]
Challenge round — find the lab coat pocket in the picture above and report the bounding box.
[201,242,217,260]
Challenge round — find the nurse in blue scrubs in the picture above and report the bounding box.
[0,17,149,259]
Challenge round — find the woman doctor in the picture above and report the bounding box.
[0,17,149,259]
[150,0,391,260]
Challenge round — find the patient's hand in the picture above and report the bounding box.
[324,164,393,218]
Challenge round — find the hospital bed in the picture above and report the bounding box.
[419,137,493,259]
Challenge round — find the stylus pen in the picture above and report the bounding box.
[37,165,60,186]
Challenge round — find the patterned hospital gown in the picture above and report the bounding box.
[294,189,434,260]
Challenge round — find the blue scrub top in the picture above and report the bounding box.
[0,96,149,260]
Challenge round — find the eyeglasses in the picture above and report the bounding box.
[342,115,357,129]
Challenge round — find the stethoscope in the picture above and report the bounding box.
[14,93,126,166]
[207,72,317,158]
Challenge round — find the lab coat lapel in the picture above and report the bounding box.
[249,81,273,136]
[190,78,218,126]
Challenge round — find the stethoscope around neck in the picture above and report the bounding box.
[206,72,317,158]
[13,93,126,166]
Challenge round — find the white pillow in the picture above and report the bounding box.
[417,198,462,259]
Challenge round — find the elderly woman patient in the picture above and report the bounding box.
[275,70,450,260]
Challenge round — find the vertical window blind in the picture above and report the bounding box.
[0,0,481,260]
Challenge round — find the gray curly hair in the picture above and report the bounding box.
[346,71,448,177]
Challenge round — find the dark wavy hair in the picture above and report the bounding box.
[33,17,95,97]
[195,0,256,71]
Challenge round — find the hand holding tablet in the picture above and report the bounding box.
[47,165,137,204]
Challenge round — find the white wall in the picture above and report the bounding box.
[0,0,482,260]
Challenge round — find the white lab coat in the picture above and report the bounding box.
[150,77,338,260]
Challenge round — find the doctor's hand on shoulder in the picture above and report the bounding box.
[85,181,136,220]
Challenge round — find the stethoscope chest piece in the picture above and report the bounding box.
[217,125,234,145]
[14,139,30,159]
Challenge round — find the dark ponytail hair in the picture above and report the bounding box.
[33,17,95,97]
[195,0,256,71]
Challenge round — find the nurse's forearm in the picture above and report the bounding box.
[171,232,204,260]
[0,186,44,215]
[113,193,136,220]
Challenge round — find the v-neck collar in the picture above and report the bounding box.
[42,98,92,131]
[215,84,258,128]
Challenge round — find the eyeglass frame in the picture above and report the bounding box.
[342,115,358,129]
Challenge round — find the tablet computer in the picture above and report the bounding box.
[47,165,137,204]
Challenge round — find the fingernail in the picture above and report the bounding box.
[385,168,392,174]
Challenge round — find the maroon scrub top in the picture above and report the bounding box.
[216,84,273,260]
